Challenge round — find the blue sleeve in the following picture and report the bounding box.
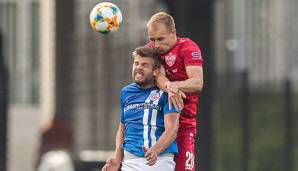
[119,89,125,123]
[162,93,180,115]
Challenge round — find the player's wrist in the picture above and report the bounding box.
[113,150,123,164]
[166,81,180,93]
[113,157,122,165]
[150,146,161,156]
[175,81,181,90]
[164,81,170,89]
[164,81,172,92]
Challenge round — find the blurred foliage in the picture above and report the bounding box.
[213,87,298,171]
[249,92,283,171]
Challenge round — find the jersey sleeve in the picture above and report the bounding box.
[162,93,180,115]
[119,89,125,123]
[181,41,203,67]
[145,41,154,48]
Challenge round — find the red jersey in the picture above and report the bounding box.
[148,38,203,132]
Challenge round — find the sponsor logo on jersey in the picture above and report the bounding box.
[165,53,176,66]
[191,51,201,59]
[124,103,161,112]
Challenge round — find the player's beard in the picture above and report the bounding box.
[133,70,154,88]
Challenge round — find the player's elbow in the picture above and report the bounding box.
[165,125,179,140]
[171,125,179,139]
[193,79,203,93]
[173,129,178,139]
[198,81,204,92]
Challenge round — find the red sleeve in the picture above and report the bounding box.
[145,41,154,48]
[180,42,203,67]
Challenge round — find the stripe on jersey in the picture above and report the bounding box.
[143,90,163,148]
[150,109,157,146]
[143,92,151,148]
[150,90,163,146]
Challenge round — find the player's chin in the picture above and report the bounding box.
[155,49,166,55]
[134,78,144,85]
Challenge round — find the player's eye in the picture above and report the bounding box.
[149,38,155,42]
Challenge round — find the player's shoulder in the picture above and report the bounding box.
[178,37,199,49]
[178,37,202,59]
[121,83,137,92]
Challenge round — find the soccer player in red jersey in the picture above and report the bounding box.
[146,12,204,171]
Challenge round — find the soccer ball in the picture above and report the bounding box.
[89,2,123,34]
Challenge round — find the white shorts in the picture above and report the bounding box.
[121,150,175,171]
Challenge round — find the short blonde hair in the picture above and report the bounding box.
[147,12,175,33]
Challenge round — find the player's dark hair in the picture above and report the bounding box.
[147,12,175,33]
[132,47,162,69]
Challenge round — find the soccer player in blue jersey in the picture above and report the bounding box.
[101,47,180,171]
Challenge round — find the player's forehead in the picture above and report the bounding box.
[133,55,154,64]
[148,22,169,38]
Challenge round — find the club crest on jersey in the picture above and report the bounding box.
[149,92,160,101]
[165,53,176,66]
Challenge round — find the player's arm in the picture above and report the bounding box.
[151,112,179,154]
[114,123,124,162]
[101,123,124,171]
[174,65,203,93]
[143,112,179,165]
[155,65,185,110]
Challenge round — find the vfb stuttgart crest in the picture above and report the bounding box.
[165,53,176,67]
[149,92,160,101]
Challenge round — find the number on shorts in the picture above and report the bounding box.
[185,151,194,170]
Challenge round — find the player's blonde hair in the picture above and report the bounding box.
[147,12,175,33]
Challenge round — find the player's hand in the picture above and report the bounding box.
[142,146,158,166]
[165,81,179,93]
[101,158,121,171]
[168,90,186,111]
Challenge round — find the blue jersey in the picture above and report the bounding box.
[120,83,179,157]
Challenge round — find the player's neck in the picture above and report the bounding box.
[164,38,177,54]
[137,82,155,89]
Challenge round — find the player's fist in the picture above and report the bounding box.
[142,146,157,166]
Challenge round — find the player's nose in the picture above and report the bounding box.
[151,40,159,48]
[154,42,160,48]
[136,64,143,70]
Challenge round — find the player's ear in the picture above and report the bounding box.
[171,28,176,35]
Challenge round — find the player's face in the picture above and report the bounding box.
[147,22,177,55]
[132,56,158,88]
